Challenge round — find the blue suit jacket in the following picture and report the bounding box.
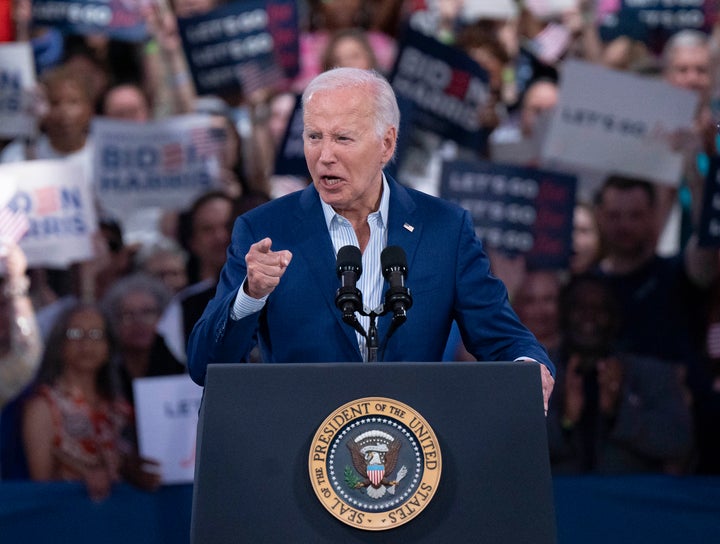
[187,178,553,385]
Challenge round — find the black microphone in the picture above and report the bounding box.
[381,246,413,328]
[335,245,363,318]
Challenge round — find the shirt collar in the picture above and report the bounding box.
[320,174,390,230]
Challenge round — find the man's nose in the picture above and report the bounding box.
[319,141,336,162]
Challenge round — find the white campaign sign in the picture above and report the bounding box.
[133,374,203,484]
[93,114,223,225]
[541,59,698,187]
[0,159,96,267]
[0,42,38,139]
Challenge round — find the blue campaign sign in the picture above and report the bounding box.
[265,0,300,79]
[273,94,308,177]
[440,159,576,270]
[698,155,720,247]
[177,0,285,97]
[32,0,148,42]
[388,26,491,152]
[597,0,711,53]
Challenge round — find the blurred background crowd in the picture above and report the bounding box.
[0,0,720,503]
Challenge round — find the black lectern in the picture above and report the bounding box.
[191,362,556,543]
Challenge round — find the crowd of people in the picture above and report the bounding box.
[1,0,720,503]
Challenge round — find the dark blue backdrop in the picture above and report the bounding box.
[1,476,719,543]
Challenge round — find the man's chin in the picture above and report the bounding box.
[317,190,346,209]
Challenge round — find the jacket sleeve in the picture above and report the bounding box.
[186,215,262,386]
[452,210,555,376]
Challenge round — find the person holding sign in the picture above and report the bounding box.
[187,67,555,412]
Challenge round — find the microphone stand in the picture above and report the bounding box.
[357,304,394,363]
[337,299,411,363]
[366,310,380,363]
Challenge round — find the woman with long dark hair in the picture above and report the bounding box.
[21,302,159,500]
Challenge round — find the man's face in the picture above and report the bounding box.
[513,271,560,344]
[303,86,395,217]
[520,81,558,138]
[665,45,711,99]
[596,186,656,259]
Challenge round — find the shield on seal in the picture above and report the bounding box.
[367,464,385,487]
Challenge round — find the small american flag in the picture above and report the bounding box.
[532,22,571,65]
[190,127,224,159]
[0,207,29,244]
[236,61,284,97]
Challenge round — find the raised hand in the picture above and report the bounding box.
[244,237,292,299]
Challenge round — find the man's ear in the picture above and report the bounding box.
[382,126,397,164]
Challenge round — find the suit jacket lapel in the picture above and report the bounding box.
[287,179,421,361]
[386,177,421,264]
[380,178,421,347]
[291,185,362,358]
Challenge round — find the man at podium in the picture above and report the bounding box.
[186,67,555,410]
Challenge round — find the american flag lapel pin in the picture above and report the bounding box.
[403,223,414,232]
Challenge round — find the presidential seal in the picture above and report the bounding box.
[308,397,442,531]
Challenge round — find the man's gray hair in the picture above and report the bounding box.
[134,235,188,270]
[302,67,400,140]
[99,272,172,330]
[662,29,709,67]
